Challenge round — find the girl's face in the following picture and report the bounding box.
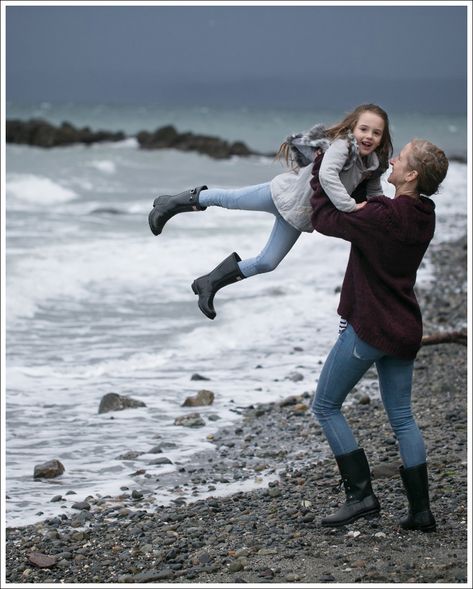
[353,112,385,157]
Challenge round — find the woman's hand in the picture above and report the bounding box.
[355,201,367,210]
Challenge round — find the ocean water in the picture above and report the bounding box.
[4,103,468,527]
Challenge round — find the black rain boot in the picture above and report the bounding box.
[321,448,380,528]
[399,463,436,532]
[191,252,245,320]
[148,185,208,235]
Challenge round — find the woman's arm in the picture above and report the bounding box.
[310,153,392,243]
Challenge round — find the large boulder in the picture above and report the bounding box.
[33,459,65,479]
[182,389,215,407]
[98,393,146,414]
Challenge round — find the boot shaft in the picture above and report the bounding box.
[335,447,375,501]
[400,462,432,513]
[153,185,208,211]
[399,463,436,532]
[206,252,245,291]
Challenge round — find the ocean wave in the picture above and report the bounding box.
[88,160,116,174]
[6,173,78,204]
[108,137,138,149]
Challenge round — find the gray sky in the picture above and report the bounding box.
[5,2,469,113]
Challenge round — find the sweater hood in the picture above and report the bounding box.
[373,194,436,245]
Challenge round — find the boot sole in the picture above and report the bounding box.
[401,523,437,533]
[321,508,381,528]
[191,281,216,320]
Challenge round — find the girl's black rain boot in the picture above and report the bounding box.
[321,447,380,527]
[399,463,436,532]
[148,185,208,235]
[191,252,245,320]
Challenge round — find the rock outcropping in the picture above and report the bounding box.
[6,119,125,147]
[6,118,269,159]
[136,124,258,159]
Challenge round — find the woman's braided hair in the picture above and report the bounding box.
[407,139,449,196]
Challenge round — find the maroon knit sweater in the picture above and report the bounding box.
[310,154,436,359]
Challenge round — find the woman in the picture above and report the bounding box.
[309,139,449,532]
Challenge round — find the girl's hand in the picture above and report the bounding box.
[355,201,367,210]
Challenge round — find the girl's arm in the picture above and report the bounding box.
[318,139,357,213]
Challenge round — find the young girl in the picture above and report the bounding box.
[148,104,393,320]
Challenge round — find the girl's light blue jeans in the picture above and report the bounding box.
[311,324,426,468]
[198,183,301,278]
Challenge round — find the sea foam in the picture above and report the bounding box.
[6,173,78,204]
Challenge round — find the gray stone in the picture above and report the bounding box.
[174,413,206,428]
[28,552,57,568]
[117,450,144,460]
[191,373,211,381]
[148,457,173,465]
[182,389,215,407]
[98,393,146,414]
[71,501,91,511]
[33,459,65,479]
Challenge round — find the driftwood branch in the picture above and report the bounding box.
[421,329,467,347]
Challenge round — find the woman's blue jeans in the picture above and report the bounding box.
[199,183,301,278]
[311,324,426,468]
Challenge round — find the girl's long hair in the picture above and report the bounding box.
[275,141,295,169]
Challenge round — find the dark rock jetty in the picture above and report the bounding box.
[6,118,467,163]
[137,124,261,159]
[4,237,468,584]
[6,118,267,159]
[6,118,126,148]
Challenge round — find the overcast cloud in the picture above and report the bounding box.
[5,3,469,113]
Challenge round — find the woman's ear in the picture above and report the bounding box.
[406,169,419,183]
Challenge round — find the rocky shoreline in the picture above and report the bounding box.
[6,118,268,159]
[6,118,467,163]
[4,236,468,585]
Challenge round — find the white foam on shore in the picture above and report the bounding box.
[6,173,78,204]
[88,160,116,174]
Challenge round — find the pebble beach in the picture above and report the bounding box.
[4,234,469,586]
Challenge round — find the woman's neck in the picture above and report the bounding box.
[394,183,420,199]
[395,190,420,199]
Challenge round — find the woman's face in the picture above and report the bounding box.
[387,142,415,187]
[353,112,385,157]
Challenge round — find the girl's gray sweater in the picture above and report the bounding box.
[270,138,383,232]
